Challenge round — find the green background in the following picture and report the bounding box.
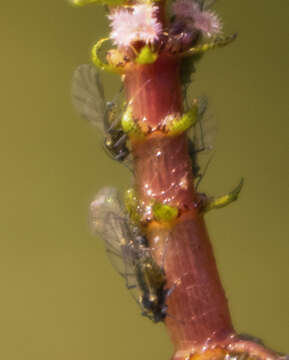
[0,1,288,359]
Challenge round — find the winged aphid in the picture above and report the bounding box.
[187,96,215,184]
[71,64,130,163]
[90,187,170,322]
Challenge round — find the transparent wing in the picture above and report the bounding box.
[90,187,124,247]
[90,187,137,289]
[72,65,133,167]
[71,64,106,133]
[186,96,216,184]
[189,96,217,154]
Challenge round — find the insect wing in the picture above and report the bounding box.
[90,187,137,288]
[189,96,216,154]
[72,64,106,133]
[186,96,216,184]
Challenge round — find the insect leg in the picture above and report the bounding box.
[195,154,214,190]
[111,133,128,149]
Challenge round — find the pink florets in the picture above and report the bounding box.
[193,9,222,37]
[172,0,222,37]
[108,8,135,47]
[108,4,163,48]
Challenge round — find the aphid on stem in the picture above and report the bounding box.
[90,186,173,323]
[71,64,131,165]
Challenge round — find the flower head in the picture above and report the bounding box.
[108,4,163,48]
[172,0,222,37]
[193,8,222,37]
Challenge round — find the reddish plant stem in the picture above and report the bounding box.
[124,56,182,129]
[148,214,235,352]
[124,56,284,360]
[125,56,234,356]
[132,134,195,211]
[164,215,234,351]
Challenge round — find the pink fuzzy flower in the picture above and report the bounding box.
[193,9,222,37]
[108,4,163,48]
[108,8,135,47]
[172,0,222,37]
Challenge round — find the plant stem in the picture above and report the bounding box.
[125,55,234,357]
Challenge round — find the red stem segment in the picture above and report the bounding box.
[164,215,234,351]
[125,56,234,357]
[124,56,182,129]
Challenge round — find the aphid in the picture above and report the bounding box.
[71,64,130,163]
[187,96,215,184]
[90,187,169,322]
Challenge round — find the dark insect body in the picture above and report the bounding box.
[188,140,202,179]
[103,126,129,162]
[133,238,168,322]
[71,64,130,164]
[90,187,168,322]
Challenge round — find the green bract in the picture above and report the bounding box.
[136,46,158,65]
[121,106,135,133]
[91,38,121,73]
[183,34,237,57]
[204,178,244,212]
[121,105,144,138]
[124,188,141,224]
[152,203,178,223]
[167,105,198,136]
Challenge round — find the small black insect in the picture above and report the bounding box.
[133,243,168,322]
[90,187,169,323]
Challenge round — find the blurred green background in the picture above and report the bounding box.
[0,1,288,359]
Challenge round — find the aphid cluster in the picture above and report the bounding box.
[71,0,243,324]
[72,63,243,323]
[72,65,174,321]
[71,61,243,322]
